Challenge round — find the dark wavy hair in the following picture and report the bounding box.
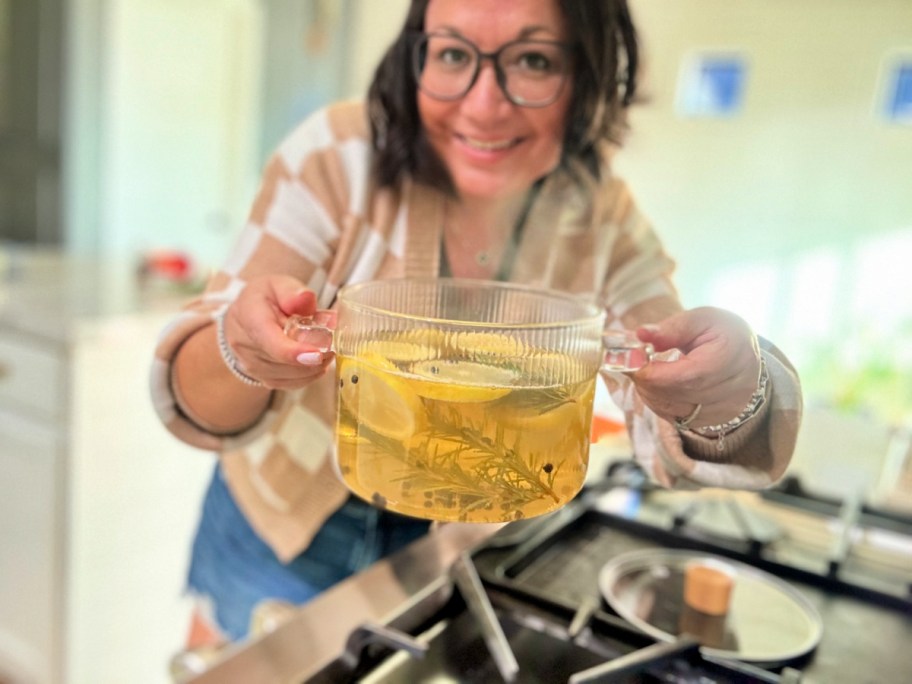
[366,0,639,193]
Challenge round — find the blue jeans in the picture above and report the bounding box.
[187,465,431,641]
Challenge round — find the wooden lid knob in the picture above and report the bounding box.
[683,562,734,616]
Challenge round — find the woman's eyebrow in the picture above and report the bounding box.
[425,25,561,41]
[517,25,559,40]
[425,25,462,37]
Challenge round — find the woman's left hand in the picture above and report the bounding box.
[630,307,762,429]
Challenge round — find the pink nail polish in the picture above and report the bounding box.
[296,352,323,365]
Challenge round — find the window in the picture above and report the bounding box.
[678,53,748,118]
[703,228,912,427]
[885,60,912,124]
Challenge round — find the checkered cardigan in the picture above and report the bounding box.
[150,101,802,561]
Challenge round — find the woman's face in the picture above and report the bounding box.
[417,0,573,203]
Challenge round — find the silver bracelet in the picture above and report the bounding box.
[215,308,265,387]
[681,357,769,453]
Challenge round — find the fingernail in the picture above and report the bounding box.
[296,352,323,365]
[639,324,660,333]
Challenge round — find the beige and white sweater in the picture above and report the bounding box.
[150,101,802,562]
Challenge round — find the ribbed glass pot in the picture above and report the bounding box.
[330,278,606,523]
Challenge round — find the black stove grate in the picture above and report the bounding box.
[467,482,912,684]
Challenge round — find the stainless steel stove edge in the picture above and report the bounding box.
[184,522,500,684]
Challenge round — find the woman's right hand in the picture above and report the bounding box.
[221,274,336,390]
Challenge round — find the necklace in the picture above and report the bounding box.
[441,214,509,278]
[439,180,543,280]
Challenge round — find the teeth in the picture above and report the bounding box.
[464,137,514,151]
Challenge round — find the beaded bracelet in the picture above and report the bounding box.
[681,357,770,453]
[215,308,265,387]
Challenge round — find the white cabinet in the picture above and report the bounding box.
[0,408,61,684]
[0,254,214,684]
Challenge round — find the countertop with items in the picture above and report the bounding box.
[0,245,199,342]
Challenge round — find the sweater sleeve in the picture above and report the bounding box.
[595,181,803,489]
[149,104,364,451]
[603,340,802,489]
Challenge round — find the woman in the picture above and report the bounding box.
[152,0,802,649]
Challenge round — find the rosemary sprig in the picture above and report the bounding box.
[340,401,565,514]
[423,407,561,503]
[436,408,556,499]
[489,385,576,415]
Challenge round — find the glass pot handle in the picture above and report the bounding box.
[601,330,654,373]
[283,313,336,354]
[283,316,653,370]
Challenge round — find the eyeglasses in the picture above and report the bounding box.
[412,32,573,108]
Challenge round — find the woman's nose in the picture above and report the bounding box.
[462,62,512,113]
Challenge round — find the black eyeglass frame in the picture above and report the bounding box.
[410,31,575,108]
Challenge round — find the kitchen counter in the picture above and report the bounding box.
[0,245,195,342]
[186,521,504,684]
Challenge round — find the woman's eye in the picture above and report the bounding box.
[518,52,554,72]
[436,47,470,67]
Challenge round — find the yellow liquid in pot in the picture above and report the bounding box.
[335,348,595,523]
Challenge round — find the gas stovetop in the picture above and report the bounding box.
[305,465,912,683]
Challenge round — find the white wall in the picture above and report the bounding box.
[64,0,366,270]
[258,0,353,162]
[609,0,912,486]
[614,0,912,308]
[344,0,409,100]
[65,0,264,273]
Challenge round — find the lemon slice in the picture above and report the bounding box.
[369,340,431,364]
[450,331,525,358]
[338,355,421,441]
[369,329,446,364]
[408,359,516,403]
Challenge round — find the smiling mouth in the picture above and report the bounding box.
[459,135,520,152]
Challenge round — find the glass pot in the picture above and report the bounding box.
[286,278,653,523]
